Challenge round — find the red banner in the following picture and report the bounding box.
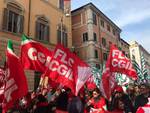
[100,44,137,99]
[46,44,92,95]
[109,45,137,79]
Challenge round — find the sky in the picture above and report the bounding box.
[71,0,150,53]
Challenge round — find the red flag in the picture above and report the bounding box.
[100,44,137,99]
[0,67,5,88]
[20,34,53,72]
[0,67,5,104]
[46,44,92,95]
[86,75,96,90]
[100,68,117,99]
[2,40,28,112]
[109,45,137,79]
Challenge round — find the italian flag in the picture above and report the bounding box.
[3,40,28,113]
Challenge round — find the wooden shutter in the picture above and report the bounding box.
[47,26,49,42]
[63,32,68,47]
[44,25,49,42]
[19,15,24,33]
[35,21,40,39]
[2,8,9,30]
[57,30,61,44]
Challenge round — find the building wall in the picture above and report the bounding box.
[119,39,130,58]
[0,0,72,90]
[72,3,121,69]
[30,0,72,47]
[129,41,150,75]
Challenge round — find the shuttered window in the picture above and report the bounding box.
[57,26,68,47]
[92,12,97,25]
[93,32,97,41]
[95,49,98,58]
[35,17,49,42]
[83,32,88,42]
[2,3,24,34]
[59,0,64,10]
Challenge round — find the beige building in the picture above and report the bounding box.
[0,0,72,90]
[129,41,150,75]
[72,3,121,69]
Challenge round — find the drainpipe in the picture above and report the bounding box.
[27,0,31,36]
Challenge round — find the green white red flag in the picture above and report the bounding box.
[2,40,28,112]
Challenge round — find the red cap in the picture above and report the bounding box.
[114,86,123,93]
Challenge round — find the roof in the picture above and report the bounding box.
[120,38,130,46]
[71,2,121,32]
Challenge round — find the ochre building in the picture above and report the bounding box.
[0,0,72,90]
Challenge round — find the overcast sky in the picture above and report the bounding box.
[71,0,150,53]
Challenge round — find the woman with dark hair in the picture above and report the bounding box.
[87,88,106,113]
[108,86,133,113]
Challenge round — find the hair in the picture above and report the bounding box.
[93,88,101,95]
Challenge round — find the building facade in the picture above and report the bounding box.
[71,3,121,69]
[129,41,150,75]
[0,0,72,90]
[119,38,130,58]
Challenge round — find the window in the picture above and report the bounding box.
[103,53,108,61]
[93,33,97,41]
[59,0,64,10]
[92,12,97,25]
[57,25,68,47]
[36,17,49,42]
[122,51,125,55]
[109,41,112,48]
[113,29,115,35]
[107,25,111,32]
[102,38,106,47]
[100,20,104,27]
[3,3,24,34]
[83,32,88,42]
[95,50,98,58]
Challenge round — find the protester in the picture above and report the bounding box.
[34,94,49,113]
[87,88,106,113]
[67,96,84,113]
[108,86,134,113]
[134,84,150,112]
[55,88,71,112]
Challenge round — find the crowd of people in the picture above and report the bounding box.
[1,83,150,113]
